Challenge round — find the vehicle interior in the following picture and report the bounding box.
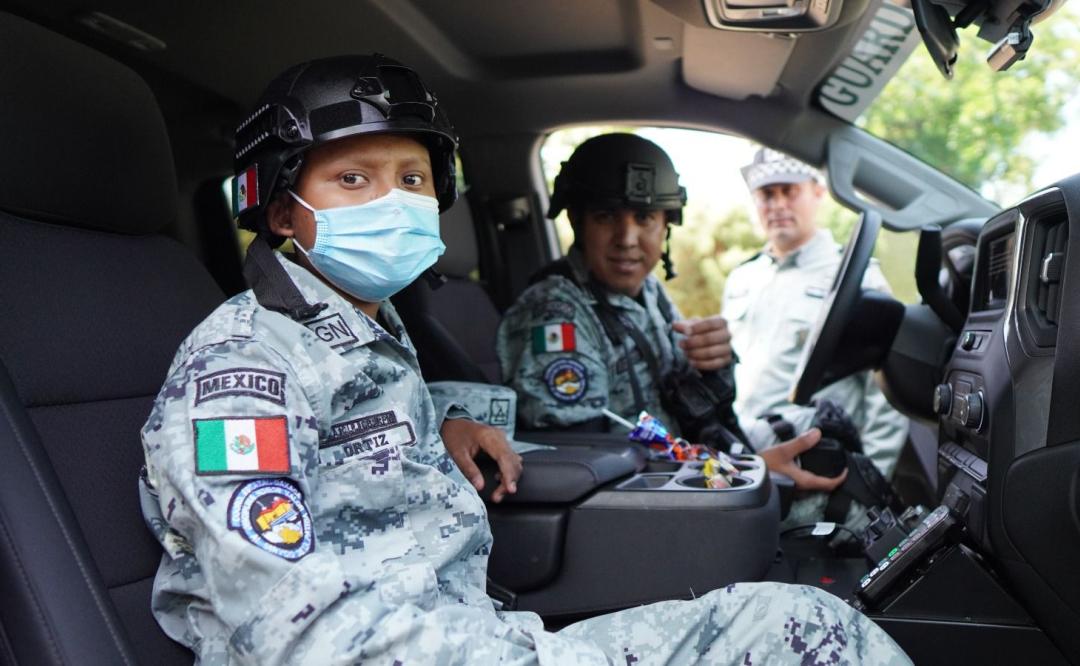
[0,0,1077,664]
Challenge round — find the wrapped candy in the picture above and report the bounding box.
[627,411,678,459]
[613,411,741,487]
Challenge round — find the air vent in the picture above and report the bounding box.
[1025,213,1068,347]
[1036,220,1067,325]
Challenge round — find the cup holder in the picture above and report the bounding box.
[676,474,750,489]
[643,461,683,474]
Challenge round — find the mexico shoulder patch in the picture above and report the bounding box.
[543,358,588,403]
[194,416,290,475]
[532,323,576,353]
[228,478,313,561]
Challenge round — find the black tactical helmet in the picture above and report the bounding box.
[548,133,687,223]
[233,54,458,233]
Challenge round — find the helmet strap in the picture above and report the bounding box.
[243,232,328,321]
[662,226,677,281]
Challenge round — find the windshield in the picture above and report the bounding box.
[844,1,1080,204]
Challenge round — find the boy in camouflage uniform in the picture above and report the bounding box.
[140,56,910,665]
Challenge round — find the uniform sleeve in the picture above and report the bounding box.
[495,280,612,430]
[141,338,398,665]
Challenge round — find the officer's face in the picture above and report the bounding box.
[752,180,825,255]
[576,207,667,297]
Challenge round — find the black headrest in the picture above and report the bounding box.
[0,13,176,235]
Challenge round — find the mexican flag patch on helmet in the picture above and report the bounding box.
[233,165,259,216]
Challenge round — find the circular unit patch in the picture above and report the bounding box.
[543,358,588,403]
[228,478,314,561]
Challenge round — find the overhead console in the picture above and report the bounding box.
[652,0,845,32]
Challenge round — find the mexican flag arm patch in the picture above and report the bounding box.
[532,323,576,353]
[195,416,290,475]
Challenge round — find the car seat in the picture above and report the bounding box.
[0,12,225,664]
[393,195,504,383]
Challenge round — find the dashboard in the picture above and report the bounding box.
[931,178,1080,660]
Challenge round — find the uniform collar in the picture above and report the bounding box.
[275,252,406,352]
[766,229,835,268]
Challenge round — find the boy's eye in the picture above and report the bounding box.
[402,174,424,187]
[341,173,367,187]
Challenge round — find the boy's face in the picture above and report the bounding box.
[267,133,435,310]
[269,132,436,253]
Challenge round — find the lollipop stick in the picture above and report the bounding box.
[601,408,636,431]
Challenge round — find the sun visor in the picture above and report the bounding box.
[681,24,796,99]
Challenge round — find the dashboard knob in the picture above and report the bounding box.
[962,392,985,430]
[961,331,977,351]
[933,384,953,416]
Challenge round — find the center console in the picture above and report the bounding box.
[483,434,779,618]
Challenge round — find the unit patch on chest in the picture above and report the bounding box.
[319,410,416,467]
[304,312,359,349]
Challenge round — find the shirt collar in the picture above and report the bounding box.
[275,252,401,351]
[766,229,835,268]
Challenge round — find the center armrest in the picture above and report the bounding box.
[479,444,640,504]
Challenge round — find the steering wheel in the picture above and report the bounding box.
[790,210,882,405]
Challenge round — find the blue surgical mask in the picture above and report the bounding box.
[290,188,445,302]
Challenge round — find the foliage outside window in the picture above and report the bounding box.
[859,3,1080,204]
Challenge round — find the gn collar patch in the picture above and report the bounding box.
[228,478,313,561]
[543,358,588,403]
[304,312,360,349]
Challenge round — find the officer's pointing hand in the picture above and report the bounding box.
[672,316,734,371]
[759,428,848,492]
[440,419,523,503]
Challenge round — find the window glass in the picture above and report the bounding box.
[844,2,1080,204]
[540,127,919,318]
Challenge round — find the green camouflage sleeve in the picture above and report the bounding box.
[495,279,611,430]
[141,339,388,664]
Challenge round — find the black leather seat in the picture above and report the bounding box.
[394,195,505,383]
[0,13,224,664]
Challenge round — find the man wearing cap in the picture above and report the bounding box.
[723,148,908,479]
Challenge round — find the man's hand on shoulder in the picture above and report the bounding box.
[440,419,523,503]
[672,315,733,371]
[759,428,848,492]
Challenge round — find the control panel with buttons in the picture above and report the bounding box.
[856,505,958,607]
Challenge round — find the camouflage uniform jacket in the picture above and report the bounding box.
[139,253,538,663]
[496,247,681,432]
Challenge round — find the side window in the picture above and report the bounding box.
[539,127,918,317]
